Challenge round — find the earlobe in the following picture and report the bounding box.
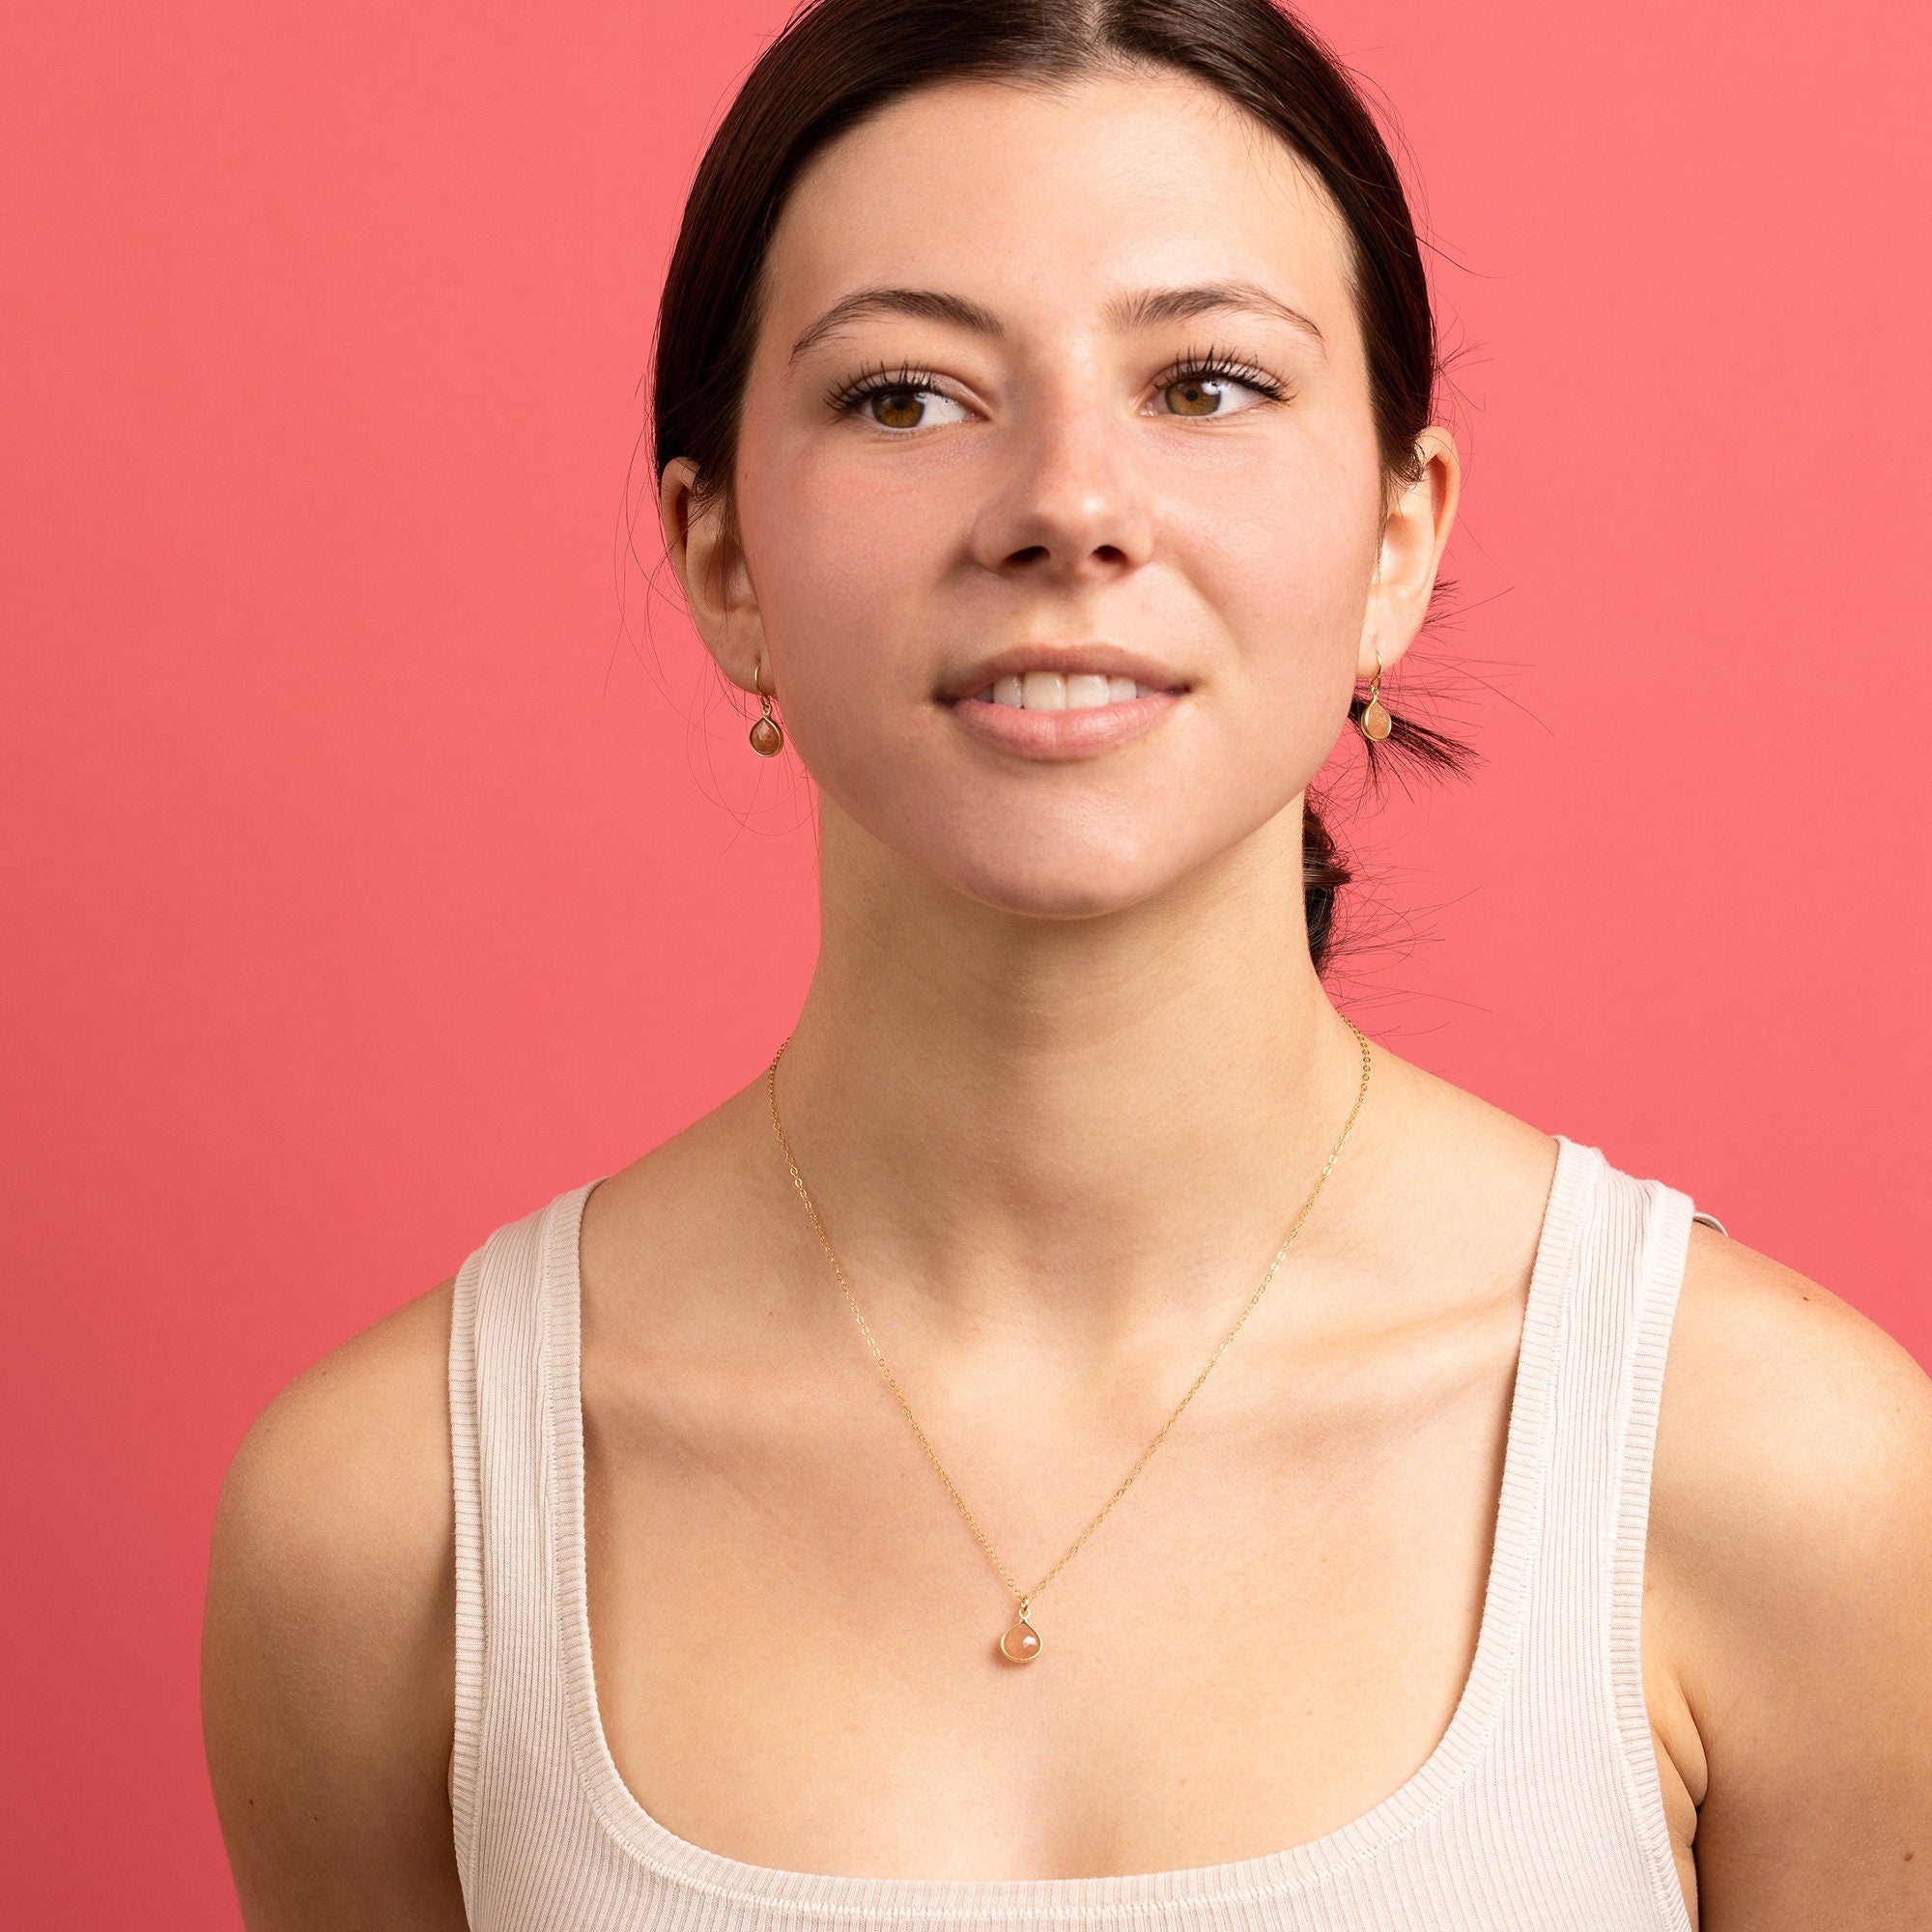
[656,457,767,693]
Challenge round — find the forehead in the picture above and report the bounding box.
[758,67,1359,359]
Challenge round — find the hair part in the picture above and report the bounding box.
[651,0,1473,970]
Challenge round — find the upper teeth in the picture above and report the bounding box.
[987,672,1152,709]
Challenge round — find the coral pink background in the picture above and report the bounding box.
[3,1,1926,1921]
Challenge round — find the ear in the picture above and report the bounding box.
[658,455,768,695]
[1358,425,1461,680]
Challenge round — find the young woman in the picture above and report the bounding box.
[200,2,1932,1927]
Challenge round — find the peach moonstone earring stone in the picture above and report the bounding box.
[999,1615,1042,1662]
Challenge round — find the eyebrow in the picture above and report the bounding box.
[785,280,1326,366]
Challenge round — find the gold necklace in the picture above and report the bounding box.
[764,1019,1373,1664]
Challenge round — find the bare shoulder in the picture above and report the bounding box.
[1647,1223,1932,1926]
[1652,1224,1932,1592]
[202,1281,469,1928]
[209,1279,457,1669]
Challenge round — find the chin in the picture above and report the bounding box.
[927,835,1194,923]
[819,756,1297,923]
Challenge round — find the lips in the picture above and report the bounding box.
[943,668,1182,765]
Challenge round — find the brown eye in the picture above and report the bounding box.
[1153,364,1281,418]
[837,380,970,432]
[868,387,927,429]
[1165,376,1229,417]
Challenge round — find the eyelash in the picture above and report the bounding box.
[824,359,944,415]
[1158,345,1293,408]
[823,345,1293,421]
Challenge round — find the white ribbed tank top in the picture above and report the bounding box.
[449,1133,1722,1931]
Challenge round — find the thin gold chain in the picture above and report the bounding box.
[764,1020,1373,1617]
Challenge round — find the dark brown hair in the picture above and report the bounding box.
[650,0,1471,970]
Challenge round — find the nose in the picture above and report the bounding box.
[969,384,1155,584]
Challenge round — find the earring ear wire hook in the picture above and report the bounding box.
[749,655,784,756]
[1359,642,1392,742]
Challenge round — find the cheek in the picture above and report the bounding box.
[734,420,961,694]
[1170,433,1382,693]
[1145,425,1383,851]
[732,418,980,823]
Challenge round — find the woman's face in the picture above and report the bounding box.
[665,68,1456,920]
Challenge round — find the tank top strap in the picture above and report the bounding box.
[1501,1136,1698,1926]
[447,1180,599,1907]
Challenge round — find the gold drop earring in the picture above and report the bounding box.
[1359,643,1392,742]
[749,656,784,756]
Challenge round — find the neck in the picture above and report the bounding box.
[766,797,1376,1347]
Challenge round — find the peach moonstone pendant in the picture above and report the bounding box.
[749,701,784,756]
[998,1603,1042,1663]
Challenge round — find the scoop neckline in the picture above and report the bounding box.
[543,1133,1594,1916]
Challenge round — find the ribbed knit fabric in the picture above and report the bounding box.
[449,1133,1721,1931]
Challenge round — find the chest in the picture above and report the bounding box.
[579,1308,1700,1921]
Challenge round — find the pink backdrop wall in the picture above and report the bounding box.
[4,1,1927,1921]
